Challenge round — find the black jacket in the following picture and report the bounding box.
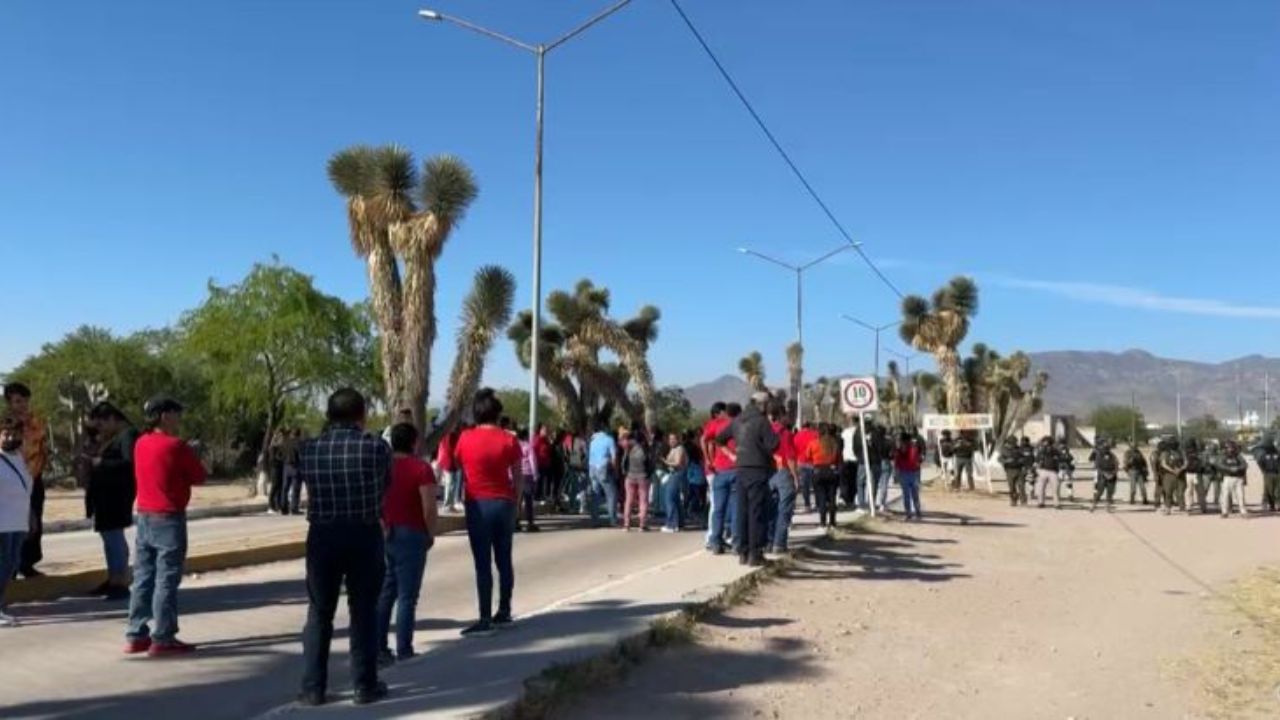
[88,427,139,533]
[717,405,779,470]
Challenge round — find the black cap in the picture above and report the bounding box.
[144,396,184,419]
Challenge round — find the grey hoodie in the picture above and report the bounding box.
[716,404,780,470]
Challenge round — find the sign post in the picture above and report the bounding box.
[923,414,996,493]
[840,377,880,517]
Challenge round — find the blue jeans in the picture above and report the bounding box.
[465,499,515,621]
[589,466,618,526]
[769,469,797,551]
[663,469,684,530]
[127,513,188,643]
[442,470,461,508]
[0,531,26,611]
[377,526,430,657]
[101,528,129,577]
[707,471,737,550]
[900,469,923,517]
[878,461,893,509]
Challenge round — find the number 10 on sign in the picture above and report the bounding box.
[840,377,879,517]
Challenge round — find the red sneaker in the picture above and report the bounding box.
[148,640,197,657]
[123,638,153,655]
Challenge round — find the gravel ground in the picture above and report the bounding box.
[560,487,1280,720]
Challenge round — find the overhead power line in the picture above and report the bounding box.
[667,0,905,299]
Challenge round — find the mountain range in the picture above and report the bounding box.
[679,350,1280,425]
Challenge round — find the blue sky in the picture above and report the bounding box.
[3,0,1279,398]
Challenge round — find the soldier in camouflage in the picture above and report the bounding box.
[1217,440,1249,519]
[1089,439,1120,512]
[1123,442,1149,505]
[1197,440,1222,514]
[999,437,1026,506]
[1258,440,1280,512]
[1155,437,1188,515]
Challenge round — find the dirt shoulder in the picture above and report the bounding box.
[560,491,1280,719]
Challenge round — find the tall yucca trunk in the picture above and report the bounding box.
[430,266,514,444]
[580,318,658,429]
[936,346,966,414]
[394,215,447,431]
[786,343,804,409]
[568,353,641,425]
[542,359,586,433]
[366,240,406,413]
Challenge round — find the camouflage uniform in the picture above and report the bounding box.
[1090,445,1119,511]
[999,439,1026,506]
[1217,443,1249,518]
[1155,439,1188,515]
[1123,445,1149,505]
[1258,442,1280,512]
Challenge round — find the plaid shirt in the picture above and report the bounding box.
[299,425,390,523]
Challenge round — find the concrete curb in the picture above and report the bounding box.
[45,501,271,534]
[487,514,872,720]
[10,514,469,605]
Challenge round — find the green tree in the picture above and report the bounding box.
[640,386,696,433]
[1088,405,1150,444]
[179,262,374,475]
[738,351,766,393]
[3,326,195,475]
[493,388,560,432]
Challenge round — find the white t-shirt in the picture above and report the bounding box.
[0,451,34,534]
[841,427,858,463]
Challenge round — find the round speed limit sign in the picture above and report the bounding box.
[840,377,879,414]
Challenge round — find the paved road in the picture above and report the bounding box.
[0,510,850,720]
[38,514,309,575]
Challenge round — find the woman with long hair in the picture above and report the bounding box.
[453,389,522,637]
[620,428,651,532]
[803,424,843,529]
[85,402,139,600]
[895,430,925,521]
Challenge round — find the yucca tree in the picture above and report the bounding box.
[507,311,585,433]
[738,351,766,393]
[900,276,979,414]
[915,371,947,414]
[430,265,515,442]
[328,145,413,412]
[328,145,478,430]
[786,342,804,419]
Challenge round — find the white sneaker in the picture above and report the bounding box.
[0,612,18,628]
[660,527,677,534]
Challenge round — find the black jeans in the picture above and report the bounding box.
[734,467,771,560]
[466,499,516,621]
[301,521,385,696]
[20,476,44,574]
[814,467,840,527]
[839,462,858,507]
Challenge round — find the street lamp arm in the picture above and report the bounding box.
[418,9,538,52]
[878,320,903,331]
[800,243,854,270]
[547,0,634,51]
[840,315,877,332]
[739,247,799,272]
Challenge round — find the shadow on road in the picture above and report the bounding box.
[781,534,971,584]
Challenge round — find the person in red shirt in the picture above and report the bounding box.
[453,388,522,638]
[532,424,552,502]
[701,402,740,554]
[802,424,843,528]
[376,423,437,665]
[437,428,461,513]
[894,430,925,521]
[125,396,206,657]
[766,402,799,553]
[792,423,819,513]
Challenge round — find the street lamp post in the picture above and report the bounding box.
[839,315,901,379]
[885,347,921,421]
[419,1,633,436]
[737,243,860,427]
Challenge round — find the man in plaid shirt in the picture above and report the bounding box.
[297,388,391,707]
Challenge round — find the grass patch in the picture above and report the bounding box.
[1182,566,1280,719]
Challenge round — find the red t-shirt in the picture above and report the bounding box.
[384,455,436,530]
[793,429,819,463]
[436,434,456,473]
[134,431,207,514]
[455,426,521,502]
[771,422,796,467]
[533,434,552,469]
[702,417,736,473]
[895,444,923,472]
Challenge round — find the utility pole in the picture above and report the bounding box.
[1130,390,1138,444]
